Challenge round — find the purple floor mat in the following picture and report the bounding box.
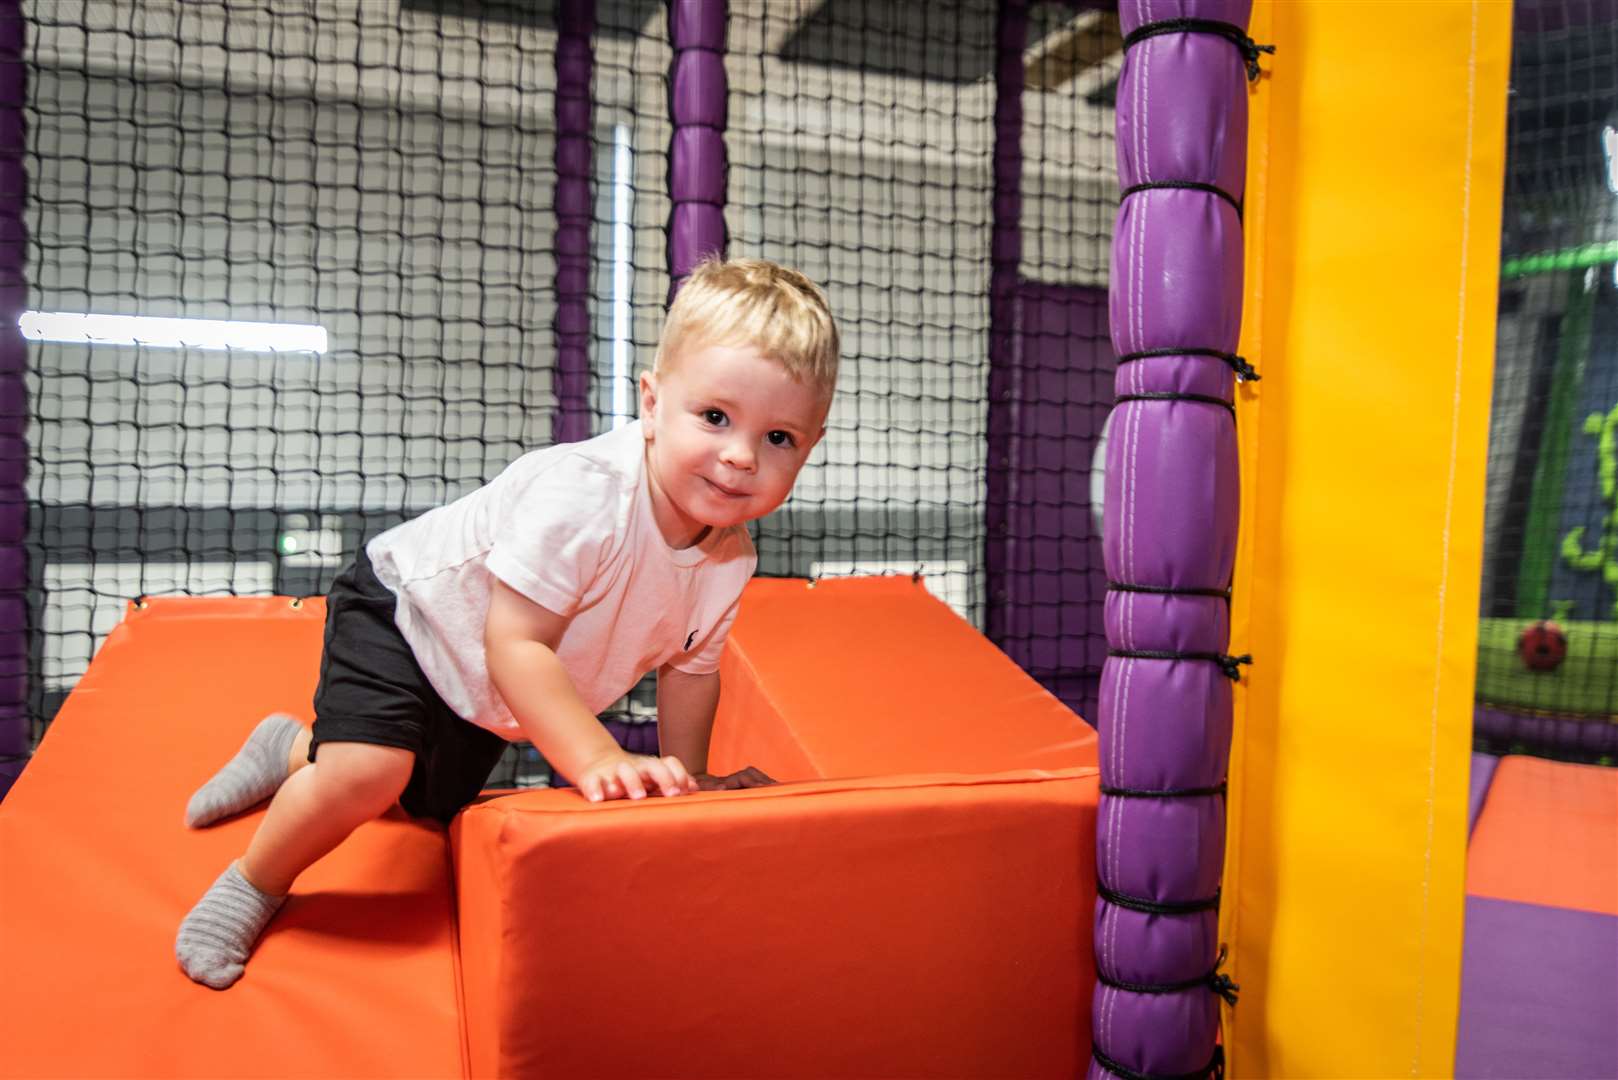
[1456,896,1618,1079]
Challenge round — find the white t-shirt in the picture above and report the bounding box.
[365,420,757,739]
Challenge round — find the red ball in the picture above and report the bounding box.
[1518,620,1568,672]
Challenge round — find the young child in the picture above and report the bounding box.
[175,256,839,989]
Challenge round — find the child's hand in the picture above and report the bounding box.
[574,751,698,802]
[693,767,776,791]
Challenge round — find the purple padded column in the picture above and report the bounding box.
[667,0,726,286]
[985,0,1028,655]
[552,0,594,445]
[0,1,26,801]
[1093,3,1257,1078]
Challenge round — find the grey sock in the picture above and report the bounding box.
[175,862,286,990]
[186,713,302,828]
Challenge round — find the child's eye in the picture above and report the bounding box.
[767,430,795,448]
[702,408,727,426]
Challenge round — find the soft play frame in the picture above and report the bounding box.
[0,1,1533,1077]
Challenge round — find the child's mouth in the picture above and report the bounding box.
[703,477,749,498]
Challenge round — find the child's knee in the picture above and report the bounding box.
[310,741,414,816]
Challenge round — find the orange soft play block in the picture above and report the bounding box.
[453,768,1100,1079]
[710,576,1098,781]
[0,598,463,1080]
[1466,754,1618,916]
[454,576,1101,1078]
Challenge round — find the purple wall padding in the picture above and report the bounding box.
[989,2,1112,725]
[997,283,1114,724]
[667,0,726,287]
[551,0,594,445]
[1094,3,1252,1077]
[0,1,26,802]
[1474,704,1618,758]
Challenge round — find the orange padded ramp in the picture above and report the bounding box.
[1466,755,1618,917]
[711,576,1098,780]
[454,768,1100,1079]
[0,598,463,1079]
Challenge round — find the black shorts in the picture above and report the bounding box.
[310,547,509,824]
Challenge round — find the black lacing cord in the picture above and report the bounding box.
[1097,882,1222,916]
[1122,16,1275,82]
[1110,649,1253,681]
[1094,1043,1226,1080]
[1101,782,1227,799]
[1096,945,1241,1007]
[1121,179,1242,220]
[1109,582,1231,601]
[1116,347,1260,383]
[1116,391,1235,416]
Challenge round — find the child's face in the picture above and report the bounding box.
[640,342,828,548]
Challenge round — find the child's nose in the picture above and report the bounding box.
[720,438,756,472]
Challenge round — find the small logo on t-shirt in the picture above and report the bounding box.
[684,629,698,650]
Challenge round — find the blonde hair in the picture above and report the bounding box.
[654,257,840,396]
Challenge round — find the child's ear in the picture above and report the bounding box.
[638,371,658,429]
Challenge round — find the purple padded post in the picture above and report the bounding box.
[552,0,594,445]
[667,0,727,288]
[1094,2,1254,1077]
[985,0,1027,658]
[0,1,26,801]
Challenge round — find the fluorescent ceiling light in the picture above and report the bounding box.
[610,123,635,430]
[19,311,328,354]
[1605,124,1617,194]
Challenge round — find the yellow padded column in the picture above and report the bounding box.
[1223,2,1511,1076]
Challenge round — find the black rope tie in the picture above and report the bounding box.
[1121,179,1242,220]
[1097,882,1222,916]
[1101,782,1227,799]
[1116,347,1260,383]
[1109,582,1231,601]
[1122,16,1275,82]
[1115,391,1235,416]
[1110,649,1253,681]
[1094,1043,1226,1080]
[1096,945,1241,1007]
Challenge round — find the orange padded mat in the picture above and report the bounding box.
[1466,754,1618,916]
[455,768,1100,1079]
[710,576,1098,780]
[0,598,463,1079]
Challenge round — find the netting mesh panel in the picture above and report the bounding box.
[726,0,998,624]
[588,0,669,435]
[1019,4,1116,289]
[26,0,560,732]
[19,0,1119,772]
[1006,3,1117,721]
[726,1,1115,652]
[1476,0,1617,759]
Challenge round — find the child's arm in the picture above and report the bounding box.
[486,578,696,802]
[657,665,775,790]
